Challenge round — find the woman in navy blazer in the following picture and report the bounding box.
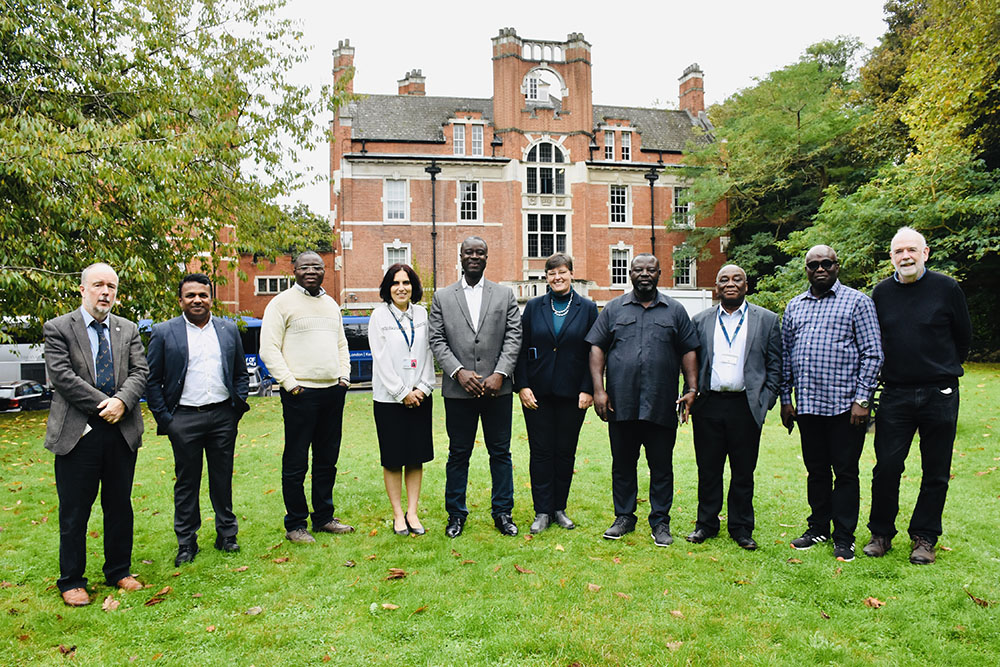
[514,253,599,534]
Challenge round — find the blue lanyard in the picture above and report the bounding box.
[718,306,745,348]
[391,308,415,352]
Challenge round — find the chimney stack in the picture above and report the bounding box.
[333,39,355,95]
[398,69,426,96]
[678,63,704,116]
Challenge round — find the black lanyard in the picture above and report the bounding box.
[718,306,745,348]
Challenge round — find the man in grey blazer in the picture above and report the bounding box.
[43,263,149,606]
[146,274,250,566]
[429,236,522,538]
[686,264,782,550]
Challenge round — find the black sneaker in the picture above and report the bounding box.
[602,515,636,540]
[651,523,673,547]
[834,541,855,562]
[790,529,829,550]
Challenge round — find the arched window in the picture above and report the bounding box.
[525,142,565,195]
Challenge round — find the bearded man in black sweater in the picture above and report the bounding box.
[863,227,972,565]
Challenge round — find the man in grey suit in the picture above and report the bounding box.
[43,263,149,606]
[686,264,782,550]
[146,274,250,567]
[429,236,522,538]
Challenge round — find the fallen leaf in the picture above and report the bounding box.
[410,605,428,616]
[141,559,154,565]
[268,542,283,551]
[245,606,263,615]
[493,565,501,573]
[381,603,399,610]
[670,610,685,618]
[612,556,622,564]
[939,545,953,552]
[666,641,683,650]
[206,625,216,632]
[88,530,99,538]
[264,489,275,494]
[322,655,331,662]
[192,593,202,598]
[365,554,377,561]
[17,634,28,641]
[101,595,120,612]
[523,534,533,541]
[343,560,356,568]
[233,566,249,572]
[0,581,12,588]
[369,528,377,537]
[734,580,751,585]
[709,557,719,562]
[450,549,462,558]
[461,559,476,565]
[273,557,290,563]
[154,586,172,597]
[586,583,601,592]
[833,567,842,576]
[172,571,181,577]
[820,610,831,619]
[555,544,565,552]
[144,597,165,607]
[778,523,795,527]
[152,653,163,660]
[386,568,407,580]
[57,644,76,656]
[787,558,803,564]
[663,589,669,596]
[514,564,534,574]
[864,597,885,608]
[615,592,631,599]
[964,588,994,608]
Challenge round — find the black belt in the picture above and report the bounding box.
[707,390,746,398]
[176,401,230,413]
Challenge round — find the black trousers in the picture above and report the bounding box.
[54,420,136,592]
[797,412,866,544]
[279,385,346,531]
[691,392,761,538]
[522,395,587,514]
[167,403,239,547]
[608,419,677,529]
[444,394,514,518]
[868,384,959,544]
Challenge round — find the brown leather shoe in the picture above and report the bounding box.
[863,534,892,558]
[61,588,90,607]
[316,518,354,534]
[910,536,936,564]
[116,575,143,591]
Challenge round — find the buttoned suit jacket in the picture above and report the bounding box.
[43,311,149,455]
[428,277,522,399]
[513,291,598,399]
[145,316,251,436]
[690,302,782,428]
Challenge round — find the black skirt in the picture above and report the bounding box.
[373,397,434,468]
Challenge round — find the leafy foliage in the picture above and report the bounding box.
[0,0,348,340]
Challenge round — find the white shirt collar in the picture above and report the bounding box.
[718,301,748,318]
[182,313,214,330]
[293,282,326,297]
[462,276,484,291]
[389,302,413,320]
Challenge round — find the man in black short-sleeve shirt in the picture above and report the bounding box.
[586,254,700,547]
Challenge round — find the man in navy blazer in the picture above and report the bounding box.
[146,274,250,566]
[686,264,782,550]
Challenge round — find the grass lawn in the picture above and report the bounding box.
[1,364,998,665]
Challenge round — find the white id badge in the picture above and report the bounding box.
[401,358,418,370]
[719,352,739,366]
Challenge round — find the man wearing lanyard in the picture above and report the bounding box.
[686,265,782,551]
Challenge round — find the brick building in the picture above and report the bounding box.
[328,28,728,311]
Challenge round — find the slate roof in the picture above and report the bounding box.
[345,94,711,151]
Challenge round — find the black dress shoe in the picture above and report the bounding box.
[494,514,518,536]
[405,513,426,536]
[603,515,637,540]
[445,515,466,538]
[685,528,715,544]
[175,544,199,566]
[530,513,550,534]
[214,535,240,553]
[734,535,758,551]
[552,510,576,530]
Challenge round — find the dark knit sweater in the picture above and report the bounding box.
[872,270,972,386]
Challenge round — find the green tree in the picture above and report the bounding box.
[0,0,348,340]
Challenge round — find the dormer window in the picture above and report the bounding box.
[527,77,539,100]
[526,141,565,195]
[521,68,564,108]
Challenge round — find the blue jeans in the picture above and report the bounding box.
[868,384,959,544]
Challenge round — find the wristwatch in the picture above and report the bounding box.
[854,399,870,409]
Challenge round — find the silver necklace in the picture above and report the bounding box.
[551,291,573,316]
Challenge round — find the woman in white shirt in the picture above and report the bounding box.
[368,264,436,536]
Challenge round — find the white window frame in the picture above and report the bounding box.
[383,178,408,222]
[458,180,480,222]
[621,132,631,161]
[673,187,695,228]
[673,245,697,288]
[453,124,465,155]
[526,212,568,258]
[255,275,293,295]
[383,240,412,272]
[610,245,633,288]
[604,131,615,160]
[525,141,566,195]
[470,125,483,156]
[609,184,631,226]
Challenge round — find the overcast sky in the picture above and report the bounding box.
[276,0,891,214]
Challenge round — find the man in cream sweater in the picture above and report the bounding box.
[259,251,355,543]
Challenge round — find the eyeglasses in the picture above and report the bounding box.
[806,259,836,271]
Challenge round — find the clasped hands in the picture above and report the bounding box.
[457,368,503,398]
[97,397,126,424]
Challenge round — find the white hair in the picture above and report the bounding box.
[891,226,927,248]
[80,262,118,285]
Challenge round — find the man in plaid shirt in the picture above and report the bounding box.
[780,245,883,562]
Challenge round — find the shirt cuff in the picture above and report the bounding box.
[450,366,463,379]
[496,370,509,378]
